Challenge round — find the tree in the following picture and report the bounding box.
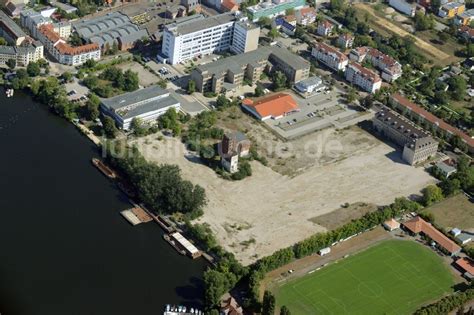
[438,31,449,43]
[361,95,373,109]
[346,87,357,104]
[280,305,291,315]
[101,115,118,138]
[61,71,73,83]
[215,94,230,109]
[272,71,287,90]
[433,90,449,105]
[466,43,474,58]
[11,69,30,90]
[285,8,294,15]
[422,185,443,206]
[0,36,6,45]
[268,27,279,40]
[187,79,196,94]
[414,12,434,31]
[262,291,276,315]
[85,94,100,121]
[6,58,16,70]
[27,62,41,77]
[254,85,265,97]
[130,117,147,136]
[446,76,467,101]
[258,16,272,28]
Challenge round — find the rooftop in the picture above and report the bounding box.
[165,12,237,36]
[101,86,179,119]
[348,62,381,83]
[313,42,348,61]
[391,93,474,150]
[242,93,299,119]
[295,76,323,88]
[0,10,26,39]
[455,257,474,275]
[403,216,461,254]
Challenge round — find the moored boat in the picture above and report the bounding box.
[91,158,117,179]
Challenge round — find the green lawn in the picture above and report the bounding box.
[274,240,455,315]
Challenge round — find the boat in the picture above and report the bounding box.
[91,158,117,179]
[163,234,186,256]
[5,88,14,98]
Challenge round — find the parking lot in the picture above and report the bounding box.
[64,78,89,102]
[265,88,372,139]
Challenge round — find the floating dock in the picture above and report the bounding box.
[120,207,153,226]
[164,232,201,259]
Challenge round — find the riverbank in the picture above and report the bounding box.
[0,87,206,315]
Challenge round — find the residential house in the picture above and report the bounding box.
[317,20,333,37]
[439,2,465,18]
[337,33,354,49]
[295,7,316,26]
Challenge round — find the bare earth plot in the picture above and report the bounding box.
[133,127,435,265]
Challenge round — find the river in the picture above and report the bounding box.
[0,88,206,315]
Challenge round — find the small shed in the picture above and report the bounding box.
[383,218,400,231]
[450,228,462,237]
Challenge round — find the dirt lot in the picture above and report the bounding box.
[216,106,376,177]
[309,202,378,230]
[425,194,474,232]
[132,125,435,265]
[354,4,454,65]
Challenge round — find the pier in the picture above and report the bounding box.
[120,207,153,226]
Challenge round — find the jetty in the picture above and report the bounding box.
[164,232,201,259]
[120,207,153,226]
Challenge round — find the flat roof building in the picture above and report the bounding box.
[246,0,306,22]
[294,76,325,97]
[100,86,180,130]
[161,12,259,64]
[190,44,309,93]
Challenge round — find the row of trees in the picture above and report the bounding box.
[414,287,474,315]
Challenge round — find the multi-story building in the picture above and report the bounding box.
[345,62,382,93]
[389,93,474,153]
[311,42,348,72]
[162,12,260,64]
[37,24,101,66]
[73,12,149,52]
[191,44,310,93]
[317,20,333,37]
[100,85,181,130]
[438,2,465,18]
[337,33,354,49]
[0,10,27,46]
[295,7,316,26]
[455,8,474,25]
[246,0,306,22]
[20,9,52,38]
[348,46,369,62]
[0,40,44,67]
[373,107,438,165]
[365,48,403,82]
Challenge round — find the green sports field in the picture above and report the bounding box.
[274,240,455,315]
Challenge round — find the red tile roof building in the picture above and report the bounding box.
[242,93,300,121]
[345,62,382,93]
[403,216,461,255]
[389,93,474,153]
[455,257,474,276]
[37,24,100,66]
[311,42,348,72]
[337,33,354,49]
[295,7,316,26]
[317,20,334,36]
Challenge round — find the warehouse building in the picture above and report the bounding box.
[241,93,299,121]
[100,86,180,130]
[373,107,438,165]
[73,12,149,51]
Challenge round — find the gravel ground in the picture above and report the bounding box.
[133,127,435,265]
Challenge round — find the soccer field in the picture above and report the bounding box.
[274,240,455,315]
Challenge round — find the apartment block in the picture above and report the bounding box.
[439,2,465,18]
[345,62,382,93]
[0,40,44,67]
[191,44,309,93]
[373,107,438,165]
[317,20,333,37]
[349,47,402,82]
[337,33,354,49]
[311,42,348,72]
[162,12,259,64]
[37,24,100,66]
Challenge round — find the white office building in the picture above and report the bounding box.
[161,12,260,64]
[100,86,181,130]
